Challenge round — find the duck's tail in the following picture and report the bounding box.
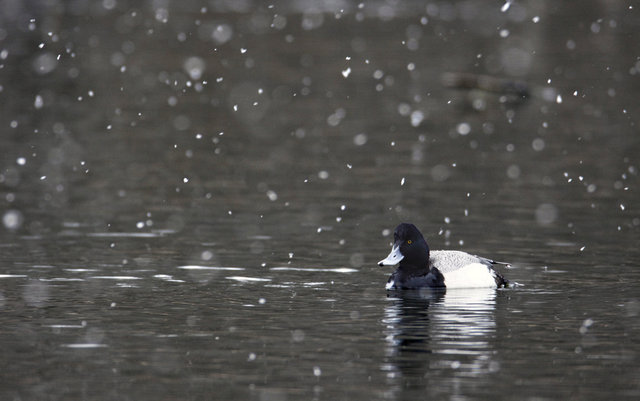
[477,255,511,288]
[492,269,510,288]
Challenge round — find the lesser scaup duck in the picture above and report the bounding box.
[379,223,509,290]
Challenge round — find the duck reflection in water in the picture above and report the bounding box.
[381,287,500,391]
[383,288,444,354]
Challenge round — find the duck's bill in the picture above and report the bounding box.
[378,245,404,266]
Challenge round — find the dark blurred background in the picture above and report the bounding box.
[1,1,637,250]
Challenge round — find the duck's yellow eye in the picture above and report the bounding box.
[407,240,412,244]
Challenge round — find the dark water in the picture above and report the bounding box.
[1,1,639,399]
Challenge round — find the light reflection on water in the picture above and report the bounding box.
[382,288,499,389]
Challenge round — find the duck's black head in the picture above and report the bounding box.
[378,223,430,271]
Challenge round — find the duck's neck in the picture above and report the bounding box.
[398,246,430,276]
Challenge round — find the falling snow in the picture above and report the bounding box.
[0,4,637,397]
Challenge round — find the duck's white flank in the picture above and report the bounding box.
[441,263,497,288]
[429,250,498,288]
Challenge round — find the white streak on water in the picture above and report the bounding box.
[89,276,142,280]
[40,278,85,282]
[154,274,185,283]
[87,232,162,238]
[64,269,99,272]
[178,265,245,271]
[226,276,272,282]
[247,235,272,240]
[269,267,358,273]
[47,322,87,329]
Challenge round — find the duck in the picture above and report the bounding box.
[378,223,509,290]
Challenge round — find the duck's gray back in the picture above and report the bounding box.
[429,250,491,274]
